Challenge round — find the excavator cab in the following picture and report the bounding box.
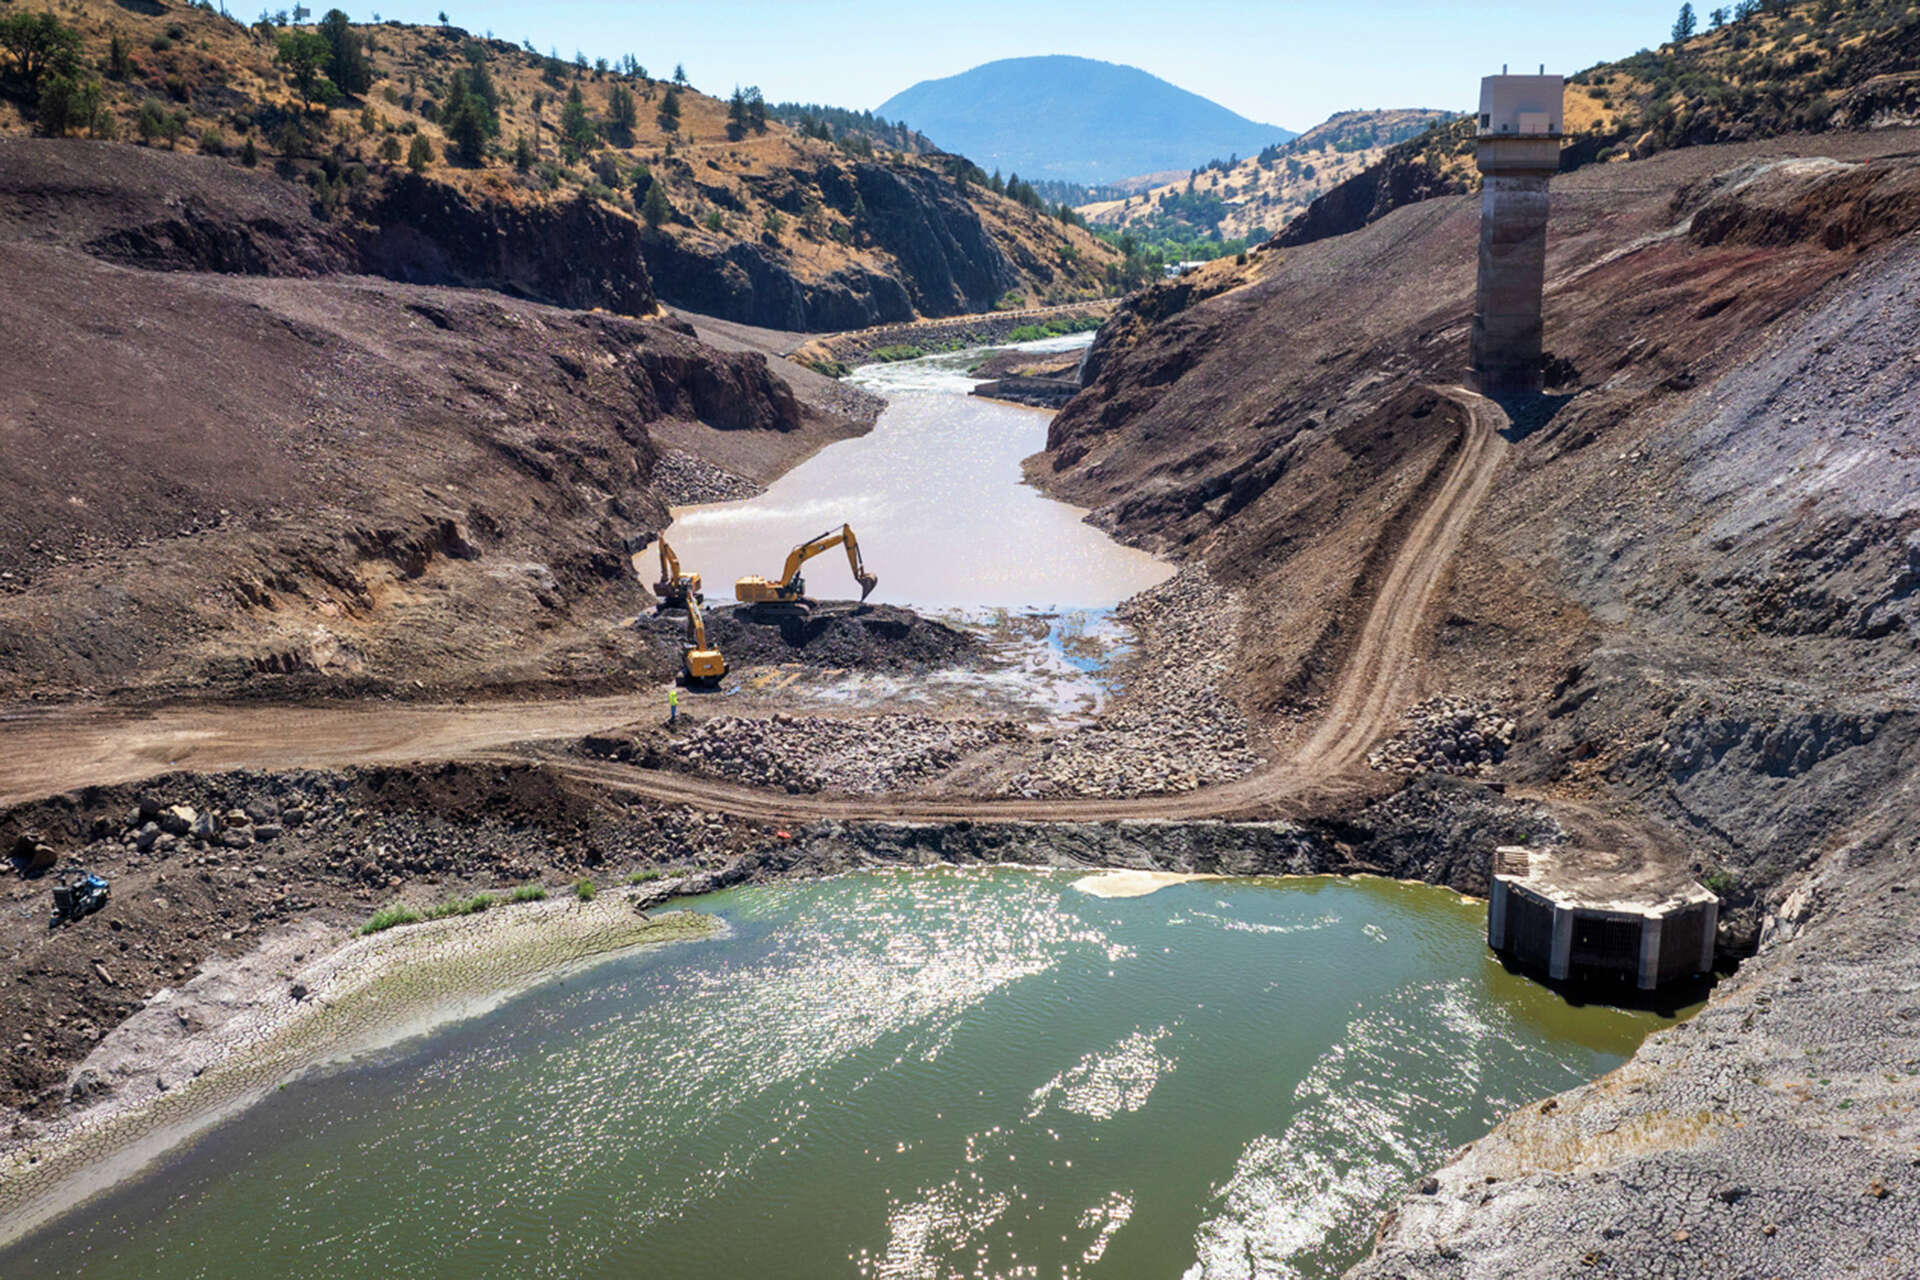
[736,523,877,617]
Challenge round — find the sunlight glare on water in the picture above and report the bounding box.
[5,870,1681,1280]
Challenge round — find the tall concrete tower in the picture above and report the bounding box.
[1471,72,1563,398]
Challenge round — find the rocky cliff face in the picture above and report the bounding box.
[357,175,659,316]
[0,139,1046,334]
[847,161,1021,315]
[638,228,913,331]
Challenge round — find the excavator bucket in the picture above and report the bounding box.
[858,572,877,601]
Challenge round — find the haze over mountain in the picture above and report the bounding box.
[877,56,1295,185]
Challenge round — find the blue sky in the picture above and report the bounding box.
[365,2,1693,130]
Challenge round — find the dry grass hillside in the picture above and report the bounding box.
[1079,108,1451,241]
[0,0,1118,323]
[1279,0,1920,247]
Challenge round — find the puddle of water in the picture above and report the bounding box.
[663,337,1171,613]
[760,606,1131,724]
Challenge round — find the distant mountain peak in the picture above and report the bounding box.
[877,55,1294,185]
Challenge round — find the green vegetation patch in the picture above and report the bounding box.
[575,877,598,902]
[626,870,665,885]
[1007,315,1101,343]
[359,903,423,935]
[510,884,549,903]
[867,344,925,363]
[425,892,497,920]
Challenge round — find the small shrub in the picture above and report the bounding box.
[360,903,422,935]
[510,884,548,903]
[626,870,663,885]
[868,344,924,362]
[406,132,433,172]
[574,877,596,901]
[241,135,259,166]
[703,207,724,232]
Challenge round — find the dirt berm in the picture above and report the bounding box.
[642,603,979,672]
[1035,130,1920,1278]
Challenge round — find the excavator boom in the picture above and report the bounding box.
[681,597,727,686]
[736,523,876,610]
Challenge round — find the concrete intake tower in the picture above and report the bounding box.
[1471,72,1563,398]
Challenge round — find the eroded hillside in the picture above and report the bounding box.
[0,1,1118,326]
[1039,125,1920,1275]
[0,138,874,702]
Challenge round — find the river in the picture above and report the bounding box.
[662,335,1172,611]
[0,869,1677,1279]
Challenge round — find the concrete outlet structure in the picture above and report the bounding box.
[1471,72,1564,399]
[1489,846,1720,990]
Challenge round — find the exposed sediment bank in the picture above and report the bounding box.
[0,892,716,1249]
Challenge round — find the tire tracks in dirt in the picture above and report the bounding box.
[0,389,1509,825]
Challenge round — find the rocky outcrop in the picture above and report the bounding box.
[637,229,912,330]
[357,175,658,316]
[1273,124,1473,248]
[846,161,1020,315]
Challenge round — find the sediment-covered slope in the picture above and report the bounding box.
[1039,131,1920,1276]
[0,150,870,702]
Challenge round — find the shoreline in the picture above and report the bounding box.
[0,887,718,1251]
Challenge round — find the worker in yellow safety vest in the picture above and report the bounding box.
[668,685,679,724]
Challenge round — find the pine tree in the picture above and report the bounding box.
[317,9,371,98]
[727,86,748,141]
[641,176,671,228]
[607,84,637,147]
[1673,2,1698,39]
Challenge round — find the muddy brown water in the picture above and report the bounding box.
[662,337,1173,611]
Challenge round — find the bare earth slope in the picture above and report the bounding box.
[0,142,872,704]
[1037,130,1920,1277]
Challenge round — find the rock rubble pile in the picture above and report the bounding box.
[1367,696,1515,776]
[650,451,762,506]
[672,713,1025,794]
[996,568,1262,797]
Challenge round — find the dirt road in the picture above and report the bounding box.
[0,390,1508,822]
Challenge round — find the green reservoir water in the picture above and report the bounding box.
[6,869,1677,1279]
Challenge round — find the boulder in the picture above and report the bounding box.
[158,805,197,836]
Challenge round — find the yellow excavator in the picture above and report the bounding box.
[681,596,728,687]
[736,523,877,617]
[651,537,702,611]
